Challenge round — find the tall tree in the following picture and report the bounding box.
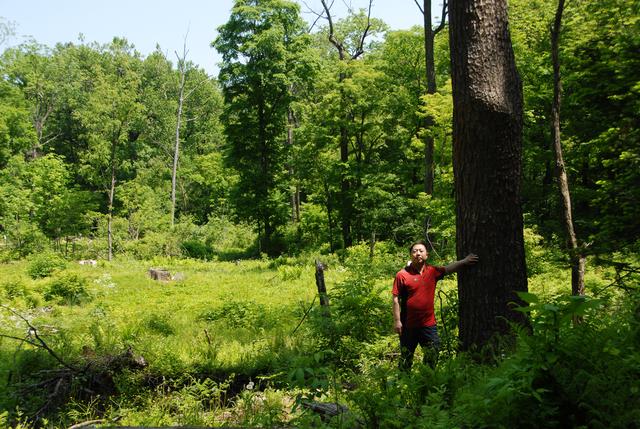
[449,0,529,350]
[414,0,448,195]
[75,39,144,260]
[214,0,311,255]
[550,0,585,296]
[316,0,385,247]
[2,45,63,158]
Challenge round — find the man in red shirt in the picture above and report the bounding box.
[392,240,478,370]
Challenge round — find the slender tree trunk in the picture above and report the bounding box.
[295,184,301,221]
[324,181,335,253]
[551,0,585,297]
[424,0,436,195]
[257,96,273,254]
[107,140,117,262]
[417,0,447,195]
[287,108,298,222]
[424,131,435,195]
[449,0,529,351]
[340,113,352,248]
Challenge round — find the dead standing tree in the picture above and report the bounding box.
[550,0,586,297]
[171,32,210,227]
[449,0,529,351]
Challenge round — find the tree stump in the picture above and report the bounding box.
[148,268,171,281]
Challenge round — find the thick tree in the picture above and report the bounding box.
[214,0,311,255]
[449,0,529,350]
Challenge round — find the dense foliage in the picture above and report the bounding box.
[1,0,637,259]
[0,0,638,427]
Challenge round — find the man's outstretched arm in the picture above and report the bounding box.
[444,254,479,274]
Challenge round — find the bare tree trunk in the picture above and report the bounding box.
[107,141,117,262]
[449,0,529,351]
[551,0,585,297]
[171,40,189,228]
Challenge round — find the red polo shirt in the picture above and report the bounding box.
[392,264,446,328]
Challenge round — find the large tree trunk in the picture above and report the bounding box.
[550,0,585,297]
[449,0,529,351]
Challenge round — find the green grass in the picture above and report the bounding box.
[1,247,637,428]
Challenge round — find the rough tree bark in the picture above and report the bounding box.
[449,0,529,350]
[550,0,585,297]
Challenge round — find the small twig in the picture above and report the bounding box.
[292,295,318,335]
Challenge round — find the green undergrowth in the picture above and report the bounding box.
[0,243,638,428]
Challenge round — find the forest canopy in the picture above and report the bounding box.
[0,0,637,261]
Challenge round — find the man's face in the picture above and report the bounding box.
[410,244,428,265]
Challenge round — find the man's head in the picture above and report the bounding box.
[409,240,429,266]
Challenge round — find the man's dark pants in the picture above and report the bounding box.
[399,325,440,371]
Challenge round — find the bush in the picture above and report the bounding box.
[26,252,67,279]
[199,301,271,329]
[44,273,90,305]
[181,240,213,260]
[1,280,27,299]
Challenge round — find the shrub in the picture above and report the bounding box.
[44,273,90,305]
[26,252,67,279]
[199,301,270,329]
[1,280,27,299]
[181,240,213,260]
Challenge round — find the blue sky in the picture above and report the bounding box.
[1,1,443,76]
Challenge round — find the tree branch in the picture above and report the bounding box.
[434,0,448,35]
[320,0,345,59]
[352,0,373,60]
[301,0,326,32]
[414,0,424,14]
[0,305,78,372]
